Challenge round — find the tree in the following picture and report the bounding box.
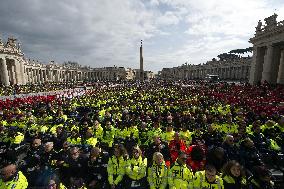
[245,47,253,53]
[217,53,238,61]
[229,47,253,55]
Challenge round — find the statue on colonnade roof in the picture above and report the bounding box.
[264,13,278,27]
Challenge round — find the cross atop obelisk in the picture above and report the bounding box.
[140,40,144,81]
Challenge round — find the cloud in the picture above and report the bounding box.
[156,11,180,26]
[0,0,283,73]
[0,0,159,65]
[150,0,160,6]
[142,0,284,71]
[184,0,274,37]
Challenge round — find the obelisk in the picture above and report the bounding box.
[140,40,144,81]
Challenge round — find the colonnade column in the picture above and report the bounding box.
[28,69,32,83]
[44,70,48,82]
[78,72,81,81]
[34,69,37,83]
[222,68,225,79]
[30,69,33,83]
[32,69,35,83]
[55,71,59,82]
[1,58,10,85]
[20,62,26,84]
[56,71,59,82]
[11,64,16,84]
[61,71,63,82]
[26,69,30,83]
[14,60,22,84]
[277,50,284,84]
[249,47,265,84]
[47,70,50,82]
[241,66,245,79]
[261,45,274,83]
[64,71,66,82]
[61,71,64,82]
[35,69,38,83]
[38,70,42,83]
[31,70,34,83]
[41,70,44,82]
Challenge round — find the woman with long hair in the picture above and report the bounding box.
[107,144,128,189]
[222,160,247,189]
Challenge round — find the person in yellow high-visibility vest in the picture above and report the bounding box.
[0,164,28,189]
[148,152,168,189]
[162,126,175,144]
[125,146,148,188]
[102,121,115,148]
[67,130,82,145]
[168,152,194,189]
[107,144,128,189]
[83,129,98,148]
[221,160,247,189]
[46,176,67,189]
[193,164,224,189]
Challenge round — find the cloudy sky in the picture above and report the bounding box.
[0,0,283,73]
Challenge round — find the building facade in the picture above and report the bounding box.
[0,37,133,85]
[249,14,284,84]
[160,57,251,81]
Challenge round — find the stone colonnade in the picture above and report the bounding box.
[0,56,25,85]
[23,66,127,84]
[249,44,284,84]
[248,14,284,84]
[184,64,250,80]
[0,59,128,85]
[24,69,84,83]
[160,59,251,81]
[0,37,129,85]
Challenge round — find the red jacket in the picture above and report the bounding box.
[186,144,206,172]
[169,139,187,162]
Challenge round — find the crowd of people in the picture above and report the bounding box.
[0,81,283,189]
[0,83,79,96]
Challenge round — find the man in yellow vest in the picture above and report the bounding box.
[0,164,28,189]
[193,164,224,189]
[168,152,194,189]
